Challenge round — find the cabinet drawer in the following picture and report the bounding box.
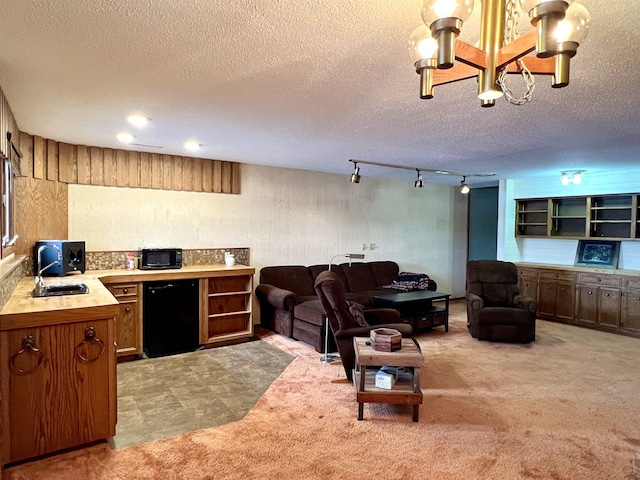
[108,284,138,297]
[517,267,537,278]
[538,270,576,282]
[576,273,621,287]
[623,277,640,289]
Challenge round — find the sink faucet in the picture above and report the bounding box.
[34,244,62,296]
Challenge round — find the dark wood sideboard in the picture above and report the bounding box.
[516,263,640,339]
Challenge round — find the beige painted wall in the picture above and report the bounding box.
[69,164,468,296]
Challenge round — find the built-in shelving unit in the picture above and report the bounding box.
[202,274,253,344]
[516,193,640,240]
[516,198,549,237]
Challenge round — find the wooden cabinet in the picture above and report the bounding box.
[200,273,253,345]
[517,266,538,301]
[517,264,639,339]
[621,277,640,334]
[516,199,549,237]
[516,193,640,240]
[106,282,142,357]
[538,270,576,321]
[576,273,622,329]
[590,195,636,239]
[1,317,116,465]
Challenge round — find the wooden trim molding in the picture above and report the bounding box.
[18,133,241,194]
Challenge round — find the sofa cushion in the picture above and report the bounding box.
[341,263,378,293]
[260,266,315,296]
[369,261,400,287]
[293,300,326,327]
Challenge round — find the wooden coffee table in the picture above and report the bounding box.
[352,337,424,422]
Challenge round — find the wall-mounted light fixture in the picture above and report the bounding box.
[560,170,584,185]
[460,176,470,195]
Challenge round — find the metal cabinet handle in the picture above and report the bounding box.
[588,291,593,295]
[597,278,601,282]
[605,293,610,297]
[10,336,44,375]
[76,326,106,363]
[123,288,128,294]
[124,306,131,313]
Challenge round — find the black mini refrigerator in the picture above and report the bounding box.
[143,279,200,358]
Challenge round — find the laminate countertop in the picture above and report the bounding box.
[0,264,255,330]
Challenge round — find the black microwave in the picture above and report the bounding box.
[139,248,182,270]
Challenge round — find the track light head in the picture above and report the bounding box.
[351,163,361,184]
[460,176,470,194]
[415,169,423,188]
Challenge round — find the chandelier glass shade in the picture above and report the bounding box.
[409,0,590,106]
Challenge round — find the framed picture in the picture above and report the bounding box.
[574,240,620,269]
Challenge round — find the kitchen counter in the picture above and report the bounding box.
[0,264,255,331]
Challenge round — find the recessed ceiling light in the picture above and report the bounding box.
[127,114,151,128]
[117,132,134,144]
[184,141,201,152]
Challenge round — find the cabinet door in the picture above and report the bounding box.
[107,283,142,357]
[556,282,575,321]
[576,285,597,325]
[518,277,538,301]
[116,299,141,355]
[622,288,640,334]
[598,287,621,328]
[538,280,557,317]
[1,319,116,464]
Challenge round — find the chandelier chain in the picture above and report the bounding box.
[496,0,536,105]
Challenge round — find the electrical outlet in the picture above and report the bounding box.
[370,243,377,250]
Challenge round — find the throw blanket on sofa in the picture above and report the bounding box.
[383,272,431,292]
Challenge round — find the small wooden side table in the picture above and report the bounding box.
[352,337,424,422]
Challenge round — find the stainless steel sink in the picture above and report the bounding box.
[32,283,90,297]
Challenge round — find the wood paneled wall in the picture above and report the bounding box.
[0,87,18,159]
[23,134,240,194]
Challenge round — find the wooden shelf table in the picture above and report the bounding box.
[353,337,424,422]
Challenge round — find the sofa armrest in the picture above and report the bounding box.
[255,284,298,311]
[363,308,401,325]
[466,292,484,313]
[514,295,537,313]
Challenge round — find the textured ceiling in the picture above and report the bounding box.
[0,0,639,187]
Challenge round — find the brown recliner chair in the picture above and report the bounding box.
[314,270,413,381]
[466,260,537,343]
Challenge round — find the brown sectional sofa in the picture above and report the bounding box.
[255,261,437,352]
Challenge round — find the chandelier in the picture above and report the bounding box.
[408,0,591,107]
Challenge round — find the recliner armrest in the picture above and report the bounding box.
[466,292,484,312]
[363,308,401,325]
[334,322,413,339]
[514,295,537,313]
[255,284,298,311]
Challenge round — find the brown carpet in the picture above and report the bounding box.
[6,300,640,479]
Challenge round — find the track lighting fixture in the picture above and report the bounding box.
[350,162,361,183]
[460,176,470,195]
[348,159,494,190]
